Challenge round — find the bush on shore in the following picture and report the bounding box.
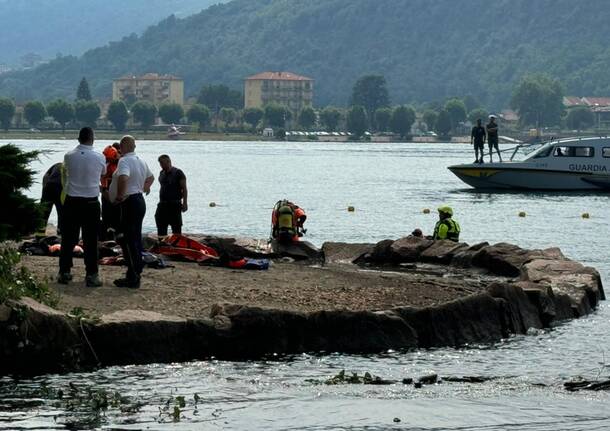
[0,247,57,306]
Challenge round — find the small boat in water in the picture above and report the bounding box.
[167,124,185,140]
[448,137,610,190]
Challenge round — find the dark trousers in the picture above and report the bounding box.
[101,196,120,239]
[59,196,100,275]
[118,194,146,282]
[155,201,182,236]
[41,185,63,234]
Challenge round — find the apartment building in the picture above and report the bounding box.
[244,71,313,112]
[112,73,184,106]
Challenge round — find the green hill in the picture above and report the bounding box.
[2,0,610,109]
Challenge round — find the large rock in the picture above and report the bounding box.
[353,239,394,265]
[210,303,309,357]
[451,242,489,267]
[353,236,434,265]
[393,293,508,348]
[389,236,434,263]
[472,243,566,277]
[0,298,82,375]
[521,259,605,315]
[486,282,543,333]
[515,281,574,325]
[209,303,418,357]
[321,242,373,264]
[420,240,469,264]
[85,310,195,366]
[270,240,324,261]
[305,309,418,353]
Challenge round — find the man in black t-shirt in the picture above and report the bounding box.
[470,119,486,163]
[486,115,502,162]
[155,154,188,236]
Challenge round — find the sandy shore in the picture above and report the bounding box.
[22,255,495,318]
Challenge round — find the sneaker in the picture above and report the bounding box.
[85,273,103,288]
[113,277,140,289]
[57,272,73,284]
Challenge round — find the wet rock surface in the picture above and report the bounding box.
[1,236,605,375]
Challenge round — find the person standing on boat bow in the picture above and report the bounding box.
[486,115,502,162]
[471,118,486,163]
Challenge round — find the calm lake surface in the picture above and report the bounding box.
[1,139,609,430]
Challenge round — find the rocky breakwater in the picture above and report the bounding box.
[0,236,604,376]
[342,237,605,346]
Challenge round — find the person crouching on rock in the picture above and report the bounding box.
[432,206,461,242]
[271,200,307,244]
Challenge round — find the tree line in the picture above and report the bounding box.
[0,74,600,136]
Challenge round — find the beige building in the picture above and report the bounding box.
[244,71,313,112]
[112,73,184,106]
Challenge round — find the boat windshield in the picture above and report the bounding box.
[509,142,549,161]
[526,143,554,159]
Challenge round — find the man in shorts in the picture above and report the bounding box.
[486,115,502,162]
[470,118,486,163]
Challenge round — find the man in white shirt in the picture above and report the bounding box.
[58,127,106,287]
[113,135,154,288]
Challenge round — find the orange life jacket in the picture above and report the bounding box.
[149,234,219,263]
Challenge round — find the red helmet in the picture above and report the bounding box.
[103,145,120,162]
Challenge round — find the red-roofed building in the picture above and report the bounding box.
[581,97,610,107]
[244,71,314,112]
[563,96,586,108]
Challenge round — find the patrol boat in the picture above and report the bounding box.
[448,136,610,190]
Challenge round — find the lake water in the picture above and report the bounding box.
[1,139,609,430]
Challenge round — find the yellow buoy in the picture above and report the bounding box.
[518,211,526,218]
[582,213,590,219]
[423,208,430,214]
[209,202,217,207]
[347,206,355,212]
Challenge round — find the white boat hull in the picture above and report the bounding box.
[449,164,610,190]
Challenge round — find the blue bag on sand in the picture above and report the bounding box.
[243,258,270,270]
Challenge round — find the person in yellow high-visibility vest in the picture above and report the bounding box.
[432,205,461,242]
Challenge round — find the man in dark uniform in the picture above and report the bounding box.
[155,154,188,236]
[486,115,502,162]
[40,162,64,234]
[470,118,486,163]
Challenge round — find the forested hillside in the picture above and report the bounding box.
[2,0,610,108]
[0,0,224,63]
